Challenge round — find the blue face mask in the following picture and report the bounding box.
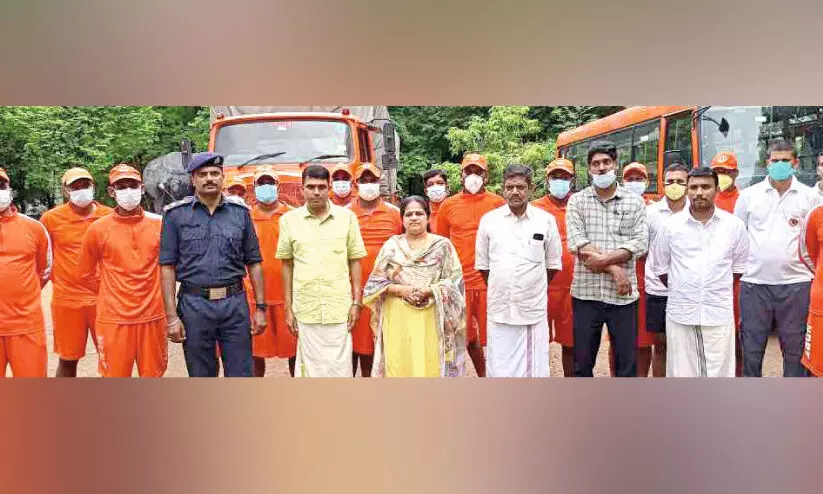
[767,160,794,181]
[548,179,571,199]
[255,184,278,204]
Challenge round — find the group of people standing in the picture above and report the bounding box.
[3,136,823,378]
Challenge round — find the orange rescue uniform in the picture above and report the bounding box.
[249,202,294,358]
[40,202,113,360]
[78,209,167,377]
[429,200,443,234]
[802,207,823,376]
[715,187,742,332]
[531,195,574,347]
[348,198,403,354]
[436,191,506,346]
[0,207,51,377]
[331,194,352,207]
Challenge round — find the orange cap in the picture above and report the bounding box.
[0,167,8,183]
[108,164,142,185]
[461,153,488,170]
[62,167,94,186]
[622,162,648,179]
[331,163,353,179]
[710,151,738,170]
[253,165,279,184]
[223,175,248,191]
[355,164,382,180]
[546,158,574,176]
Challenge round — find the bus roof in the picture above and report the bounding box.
[556,106,695,147]
[213,112,363,127]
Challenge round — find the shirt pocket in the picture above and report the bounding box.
[219,225,244,257]
[180,224,207,256]
[520,237,545,264]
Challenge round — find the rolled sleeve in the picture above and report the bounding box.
[565,194,589,253]
[275,215,293,260]
[242,210,263,265]
[651,223,671,277]
[474,215,491,271]
[732,222,749,274]
[618,201,648,258]
[159,213,179,266]
[347,213,367,260]
[544,216,563,271]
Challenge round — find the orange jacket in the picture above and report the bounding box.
[250,202,292,304]
[348,199,403,284]
[0,207,52,335]
[40,202,113,305]
[531,195,574,289]
[715,187,740,214]
[78,209,165,324]
[805,207,823,315]
[436,191,506,289]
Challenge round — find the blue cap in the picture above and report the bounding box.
[186,152,224,174]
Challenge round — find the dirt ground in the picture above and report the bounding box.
[39,284,785,378]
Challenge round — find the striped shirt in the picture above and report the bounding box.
[566,185,648,305]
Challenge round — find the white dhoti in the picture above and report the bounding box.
[487,319,550,378]
[294,322,353,378]
[666,317,735,377]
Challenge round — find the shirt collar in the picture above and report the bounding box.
[686,206,720,226]
[191,193,226,210]
[586,184,623,202]
[504,204,532,219]
[302,201,335,219]
[764,176,801,193]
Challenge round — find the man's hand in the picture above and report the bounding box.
[580,251,610,272]
[348,304,362,332]
[252,307,267,336]
[606,265,632,296]
[167,318,186,343]
[285,307,298,337]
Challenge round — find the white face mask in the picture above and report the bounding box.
[426,184,448,203]
[332,180,352,197]
[0,189,11,211]
[69,187,95,208]
[114,188,142,211]
[623,181,647,196]
[358,183,381,201]
[464,174,484,194]
[592,170,617,189]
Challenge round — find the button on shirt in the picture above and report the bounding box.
[734,177,816,285]
[644,198,688,297]
[159,196,263,287]
[475,205,563,325]
[276,203,367,325]
[566,185,649,305]
[652,209,748,326]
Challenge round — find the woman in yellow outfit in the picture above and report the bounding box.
[363,196,467,377]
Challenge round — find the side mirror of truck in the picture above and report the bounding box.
[382,122,397,154]
[180,138,193,170]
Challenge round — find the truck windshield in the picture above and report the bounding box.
[215,119,353,166]
[699,106,823,188]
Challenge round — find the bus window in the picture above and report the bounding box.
[566,140,590,191]
[631,120,661,193]
[664,112,693,168]
[612,129,633,177]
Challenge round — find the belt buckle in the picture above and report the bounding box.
[208,287,228,300]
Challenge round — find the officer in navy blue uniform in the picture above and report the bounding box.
[159,152,267,377]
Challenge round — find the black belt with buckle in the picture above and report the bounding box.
[181,281,244,301]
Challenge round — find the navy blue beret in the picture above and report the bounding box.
[186,152,224,173]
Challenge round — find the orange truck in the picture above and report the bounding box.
[190,106,399,207]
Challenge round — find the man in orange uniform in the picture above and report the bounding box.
[423,169,449,233]
[436,153,506,377]
[531,158,576,376]
[224,175,249,204]
[801,204,823,376]
[710,151,743,376]
[78,164,167,378]
[615,162,655,376]
[0,167,51,377]
[348,164,403,377]
[249,166,295,376]
[41,167,113,377]
[330,164,354,207]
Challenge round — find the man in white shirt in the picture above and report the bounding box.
[476,164,563,378]
[734,139,816,377]
[644,162,689,377]
[653,167,748,377]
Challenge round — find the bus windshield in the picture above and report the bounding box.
[699,106,823,188]
[214,119,353,166]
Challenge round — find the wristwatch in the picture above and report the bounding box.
[352,301,363,307]
[256,303,268,311]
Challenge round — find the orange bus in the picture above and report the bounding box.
[556,106,823,198]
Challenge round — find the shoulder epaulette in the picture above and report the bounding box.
[163,196,195,213]
[223,194,250,209]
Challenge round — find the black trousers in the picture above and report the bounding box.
[572,298,638,377]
